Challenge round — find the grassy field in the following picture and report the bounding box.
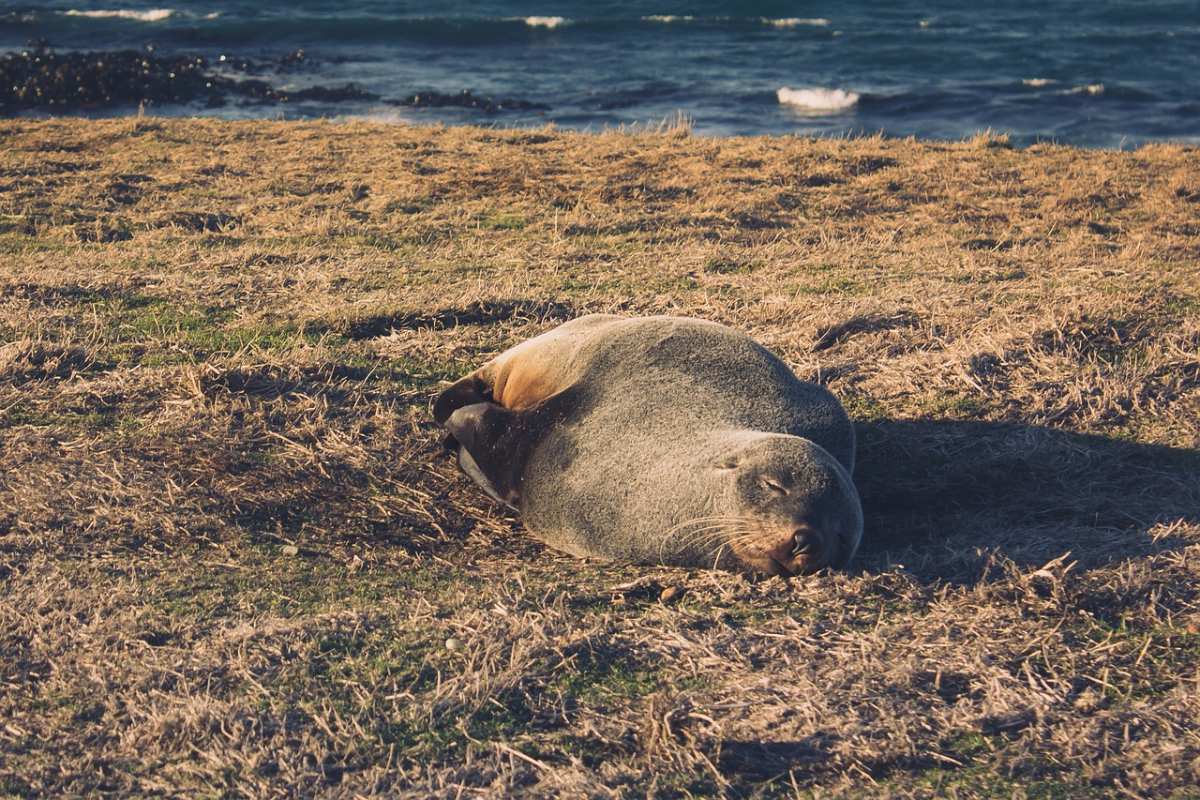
[0,118,1198,798]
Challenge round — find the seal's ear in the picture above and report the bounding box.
[433,373,493,426]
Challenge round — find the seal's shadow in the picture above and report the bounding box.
[337,299,574,340]
[852,420,1200,582]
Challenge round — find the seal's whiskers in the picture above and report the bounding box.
[658,516,754,562]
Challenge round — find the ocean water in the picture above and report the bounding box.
[3,0,1199,146]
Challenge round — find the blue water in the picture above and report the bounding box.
[4,1,1200,146]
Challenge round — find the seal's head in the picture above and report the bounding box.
[704,433,863,576]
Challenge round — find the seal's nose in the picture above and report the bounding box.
[786,524,829,573]
[759,524,828,575]
[792,528,819,557]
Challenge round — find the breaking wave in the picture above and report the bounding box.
[1061,83,1106,96]
[64,8,176,21]
[641,15,828,28]
[61,8,219,22]
[777,86,860,113]
[523,16,566,28]
[765,17,830,27]
[642,15,695,23]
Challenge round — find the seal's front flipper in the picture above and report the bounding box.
[433,373,493,426]
[434,373,494,453]
[457,446,511,507]
[443,386,583,509]
[445,402,524,508]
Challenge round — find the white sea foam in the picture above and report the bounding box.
[765,17,829,27]
[642,15,695,23]
[777,86,860,113]
[642,15,825,26]
[524,16,565,28]
[64,8,175,21]
[1022,78,1057,87]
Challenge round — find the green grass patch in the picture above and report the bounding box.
[919,391,987,419]
[82,293,353,363]
[795,275,869,296]
[902,766,1106,800]
[554,646,658,705]
[479,212,527,231]
[0,400,123,431]
[843,392,890,423]
[702,257,762,275]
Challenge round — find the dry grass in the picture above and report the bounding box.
[1,118,1198,798]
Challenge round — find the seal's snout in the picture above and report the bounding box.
[791,527,820,557]
[752,522,831,576]
[790,523,832,573]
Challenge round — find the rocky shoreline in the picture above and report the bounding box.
[0,46,546,116]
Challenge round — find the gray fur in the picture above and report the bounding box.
[438,315,863,572]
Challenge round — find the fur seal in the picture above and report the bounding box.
[433,315,862,575]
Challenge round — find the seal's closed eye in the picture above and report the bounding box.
[759,477,789,496]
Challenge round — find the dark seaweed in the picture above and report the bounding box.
[0,46,377,113]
